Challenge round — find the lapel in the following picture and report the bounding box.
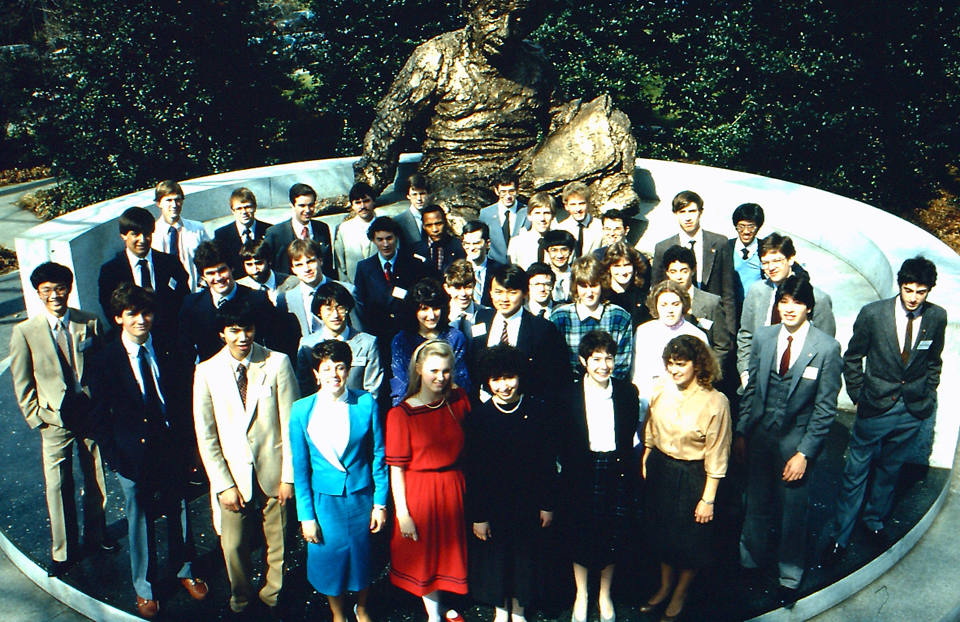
[243,345,268,424]
[700,233,717,285]
[756,327,778,402]
[27,315,60,371]
[878,298,903,367]
[113,342,143,405]
[516,311,534,351]
[306,393,349,472]
[68,315,89,379]
[906,301,935,368]
[787,328,819,398]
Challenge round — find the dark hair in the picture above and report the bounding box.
[759,232,796,259]
[289,183,317,205]
[578,330,617,360]
[601,208,625,224]
[732,203,764,228]
[601,241,646,290]
[493,171,519,188]
[238,239,271,263]
[215,299,256,333]
[671,190,703,213]
[110,282,156,318]
[419,204,446,220]
[311,339,353,369]
[461,219,490,240]
[366,216,401,241]
[30,262,73,289]
[661,334,720,388]
[443,259,476,288]
[193,241,229,273]
[526,261,555,286]
[230,187,257,208]
[897,256,937,289]
[407,173,429,193]
[478,344,529,394]
[118,206,155,236]
[774,274,816,314]
[540,229,576,251]
[349,182,377,203]
[311,281,356,316]
[404,278,450,332]
[662,244,697,273]
[490,263,529,294]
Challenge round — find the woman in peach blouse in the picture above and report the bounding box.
[641,335,731,622]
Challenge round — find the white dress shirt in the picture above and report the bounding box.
[487,310,523,347]
[125,249,157,290]
[776,321,811,372]
[583,379,617,452]
[309,390,350,461]
[120,333,165,410]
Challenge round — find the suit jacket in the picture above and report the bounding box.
[736,277,836,375]
[10,309,103,432]
[737,324,842,461]
[213,219,272,276]
[411,235,466,279]
[473,258,504,308]
[296,326,382,397]
[193,344,298,501]
[393,208,423,251]
[152,218,211,292]
[353,252,429,340]
[262,218,334,278]
[843,297,947,420]
[652,230,736,335]
[688,286,733,367]
[276,278,363,339]
[479,202,529,264]
[89,338,191,484]
[289,389,388,523]
[556,213,604,257]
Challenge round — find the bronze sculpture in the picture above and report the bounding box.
[353,0,638,214]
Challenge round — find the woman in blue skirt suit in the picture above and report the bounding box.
[290,339,389,622]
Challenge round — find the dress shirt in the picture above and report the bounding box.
[120,333,165,409]
[499,202,519,233]
[378,254,396,274]
[776,321,811,372]
[487,310,523,347]
[292,219,310,239]
[583,379,617,452]
[234,220,255,243]
[449,301,479,334]
[525,299,553,318]
[508,228,547,270]
[155,219,183,255]
[734,238,758,262]
[125,249,156,289]
[552,268,572,304]
[471,258,489,305]
[309,390,350,461]
[679,228,705,284]
[895,298,924,352]
[232,353,251,379]
[211,283,239,309]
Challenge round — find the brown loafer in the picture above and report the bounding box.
[136,595,159,619]
[181,577,209,600]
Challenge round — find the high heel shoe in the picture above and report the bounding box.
[599,608,615,622]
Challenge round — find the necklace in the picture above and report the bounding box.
[492,395,523,414]
[417,392,446,409]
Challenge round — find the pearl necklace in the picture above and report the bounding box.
[492,395,523,414]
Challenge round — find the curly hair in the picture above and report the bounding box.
[661,334,720,389]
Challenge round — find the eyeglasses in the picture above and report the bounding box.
[761,257,788,268]
[38,285,69,297]
[736,223,758,233]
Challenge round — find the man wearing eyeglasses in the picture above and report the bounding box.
[728,203,765,323]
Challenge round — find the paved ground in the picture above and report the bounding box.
[0,179,52,251]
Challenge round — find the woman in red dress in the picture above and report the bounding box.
[386,339,470,622]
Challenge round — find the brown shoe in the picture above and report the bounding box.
[136,595,159,619]
[181,577,209,600]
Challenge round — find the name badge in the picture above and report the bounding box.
[353,356,367,365]
[78,337,93,352]
[256,385,273,399]
[698,318,714,330]
[917,340,933,351]
[472,324,488,337]
[802,366,819,380]
[168,277,178,290]
[413,254,427,263]
[391,287,407,300]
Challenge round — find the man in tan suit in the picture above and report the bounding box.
[193,299,299,614]
[10,262,112,577]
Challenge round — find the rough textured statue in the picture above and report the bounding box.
[353,0,638,214]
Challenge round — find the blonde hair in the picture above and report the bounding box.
[527,192,557,216]
[404,339,456,401]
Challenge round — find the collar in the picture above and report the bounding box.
[526,299,553,316]
[898,298,925,320]
[317,388,349,404]
[497,308,524,325]
[735,238,758,255]
[450,301,477,321]
[779,319,811,343]
[261,271,278,290]
[574,213,593,227]
[43,308,70,331]
[291,219,311,234]
[680,227,703,246]
[212,284,238,307]
[379,253,396,270]
[126,248,153,267]
[320,325,352,341]
[158,219,183,233]
[121,332,153,358]
[235,220,254,236]
[575,302,604,321]
[471,256,488,270]
[583,377,613,399]
[231,350,253,369]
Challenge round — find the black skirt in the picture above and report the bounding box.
[644,448,713,569]
[566,451,637,570]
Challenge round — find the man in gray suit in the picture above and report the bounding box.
[394,173,428,251]
[823,257,947,566]
[737,232,835,388]
[479,171,528,264]
[736,275,842,602]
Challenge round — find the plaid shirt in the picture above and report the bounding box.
[549,302,634,380]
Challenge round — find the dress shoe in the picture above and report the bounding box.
[136,595,159,619]
[445,610,465,622]
[821,541,846,569]
[181,577,209,600]
[660,603,685,622]
[47,559,73,578]
[863,526,891,550]
[777,584,799,608]
[85,537,119,554]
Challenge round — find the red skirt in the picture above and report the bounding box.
[390,468,468,595]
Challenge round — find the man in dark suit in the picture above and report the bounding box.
[179,242,294,366]
[735,275,842,602]
[460,219,503,307]
[651,190,736,336]
[394,173,427,250]
[411,204,466,279]
[479,171,528,264]
[823,257,948,565]
[471,263,572,401]
[213,187,272,276]
[90,284,207,619]
[98,206,190,353]
[261,183,334,277]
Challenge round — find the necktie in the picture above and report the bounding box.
[55,321,74,369]
[242,228,252,244]
[260,284,269,292]
[538,308,546,318]
[741,247,750,260]
[300,225,309,240]
[217,296,228,308]
[430,241,442,272]
[576,222,585,257]
[688,240,696,251]
[499,319,509,345]
[537,234,545,263]
[138,346,159,406]
[902,312,915,364]
[237,363,248,407]
[771,300,781,325]
[138,259,153,290]
[383,261,392,283]
[168,226,180,260]
[458,313,468,336]
[778,335,793,377]
[502,211,511,245]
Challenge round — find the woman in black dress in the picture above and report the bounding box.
[465,344,558,622]
[601,241,651,331]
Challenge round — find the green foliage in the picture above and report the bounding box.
[0,48,46,170]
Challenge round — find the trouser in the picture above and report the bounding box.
[219,477,287,612]
[830,399,922,546]
[740,426,810,589]
[39,424,108,562]
[116,473,195,600]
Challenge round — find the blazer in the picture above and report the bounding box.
[296,326,383,397]
[652,230,736,335]
[410,235,466,279]
[479,202,529,264]
[276,278,364,339]
[737,324,842,461]
[89,339,191,484]
[213,219,272,275]
[333,215,377,284]
[473,258,504,308]
[689,286,733,367]
[289,389,389,523]
[736,277,836,375]
[98,249,190,323]
[10,310,103,431]
[193,344,299,501]
[393,208,423,252]
[262,218,334,277]
[555,213,604,257]
[843,297,947,420]
[353,252,429,339]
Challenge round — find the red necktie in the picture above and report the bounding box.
[779,335,793,377]
[384,261,392,283]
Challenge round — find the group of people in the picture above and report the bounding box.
[10,174,946,621]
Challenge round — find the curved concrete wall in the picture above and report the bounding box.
[15,156,960,467]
